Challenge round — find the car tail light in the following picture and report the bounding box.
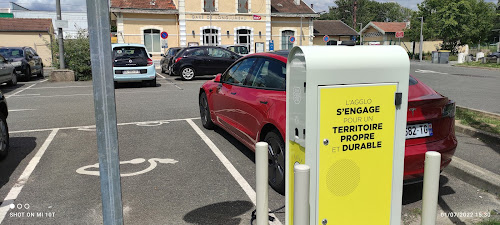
[147,58,153,66]
[442,101,455,118]
[175,57,182,63]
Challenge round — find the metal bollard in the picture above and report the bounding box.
[421,151,441,225]
[294,164,310,225]
[255,142,269,225]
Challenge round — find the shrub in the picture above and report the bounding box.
[49,29,92,81]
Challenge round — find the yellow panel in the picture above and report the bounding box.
[318,84,396,224]
[288,140,305,225]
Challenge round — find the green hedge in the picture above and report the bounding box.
[50,29,92,81]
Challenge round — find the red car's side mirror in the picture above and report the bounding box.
[214,73,222,83]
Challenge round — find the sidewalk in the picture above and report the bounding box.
[447,120,500,195]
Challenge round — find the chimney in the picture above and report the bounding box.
[294,0,300,6]
[311,4,314,9]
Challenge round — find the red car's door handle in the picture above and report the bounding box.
[260,101,268,104]
[230,92,237,95]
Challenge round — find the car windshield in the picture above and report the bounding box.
[113,46,147,59]
[0,48,24,58]
[229,46,248,54]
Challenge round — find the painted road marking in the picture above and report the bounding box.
[186,119,282,225]
[29,85,93,90]
[156,72,166,79]
[414,69,448,75]
[156,73,183,90]
[8,109,36,112]
[5,83,38,99]
[0,129,59,223]
[76,158,178,177]
[10,117,199,134]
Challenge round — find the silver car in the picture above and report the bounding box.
[0,54,16,86]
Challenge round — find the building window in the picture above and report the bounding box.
[236,29,251,52]
[204,0,215,12]
[203,29,219,46]
[144,29,160,52]
[281,30,294,50]
[238,0,248,13]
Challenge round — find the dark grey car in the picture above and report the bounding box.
[0,47,44,81]
[160,47,183,75]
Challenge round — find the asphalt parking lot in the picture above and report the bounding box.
[0,72,498,224]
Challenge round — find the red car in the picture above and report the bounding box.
[199,51,457,194]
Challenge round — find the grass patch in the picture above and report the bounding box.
[456,107,500,135]
[474,219,500,225]
[455,61,500,69]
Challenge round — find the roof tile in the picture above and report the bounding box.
[313,20,358,36]
[271,0,315,14]
[110,0,177,10]
[0,18,52,32]
[371,22,407,33]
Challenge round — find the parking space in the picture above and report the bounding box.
[0,71,498,224]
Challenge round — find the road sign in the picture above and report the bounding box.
[54,20,68,28]
[290,36,296,43]
[395,31,404,38]
[161,31,168,39]
[323,35,329,43]
[269,40,274,51]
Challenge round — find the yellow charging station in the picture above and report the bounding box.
[285,46,409,225]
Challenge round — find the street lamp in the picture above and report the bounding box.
[417,16,423,62]
[358,23,363,45]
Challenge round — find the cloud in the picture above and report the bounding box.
[7,0,86,12]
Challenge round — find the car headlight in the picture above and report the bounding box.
[11,61,21,67]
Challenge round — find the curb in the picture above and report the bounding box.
[455,121,500,144]
[445,157,500,195]
[449,120,500,194]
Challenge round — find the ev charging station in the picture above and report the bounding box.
[285,46,410,225]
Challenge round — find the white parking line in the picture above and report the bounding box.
[10,117,200,134]
[156,72,166,79]
[8,109,36,112]
[0,129,59,223]
[29,85,93,90]
[5,83,38,99]
[186,119,282,225]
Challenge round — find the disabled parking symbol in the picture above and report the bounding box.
[76,158,178,177]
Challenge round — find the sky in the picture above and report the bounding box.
[0,0,497,14]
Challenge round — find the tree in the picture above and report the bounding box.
[404,0,496,53]
[318,0,413,31]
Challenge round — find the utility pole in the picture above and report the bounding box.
[358,23,363,45]
[353,0,357,30]
[418,16,423,62]
[86,0,124,224]
[56,0,65,69]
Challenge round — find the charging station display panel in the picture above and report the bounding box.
[318,83,397,224]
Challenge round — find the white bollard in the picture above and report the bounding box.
[421,151,442,225]
[255,142,269,225]
[294,164,310,225]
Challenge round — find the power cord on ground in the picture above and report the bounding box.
[250,205,285,225]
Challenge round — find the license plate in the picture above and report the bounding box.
[123,70,140,74]
[406,123,433,139]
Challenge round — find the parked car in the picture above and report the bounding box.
[112,43,156,87]
[0,54,17,86]
[0,91,9,160]
[487,52,500,58]
[171,46,242,81]
[0,47,44,81]
[220,45,249,56]
[199,51,457,194]
[160,47,183,75]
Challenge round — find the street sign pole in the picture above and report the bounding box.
[56,0,65,69]
[86,0,124,224]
